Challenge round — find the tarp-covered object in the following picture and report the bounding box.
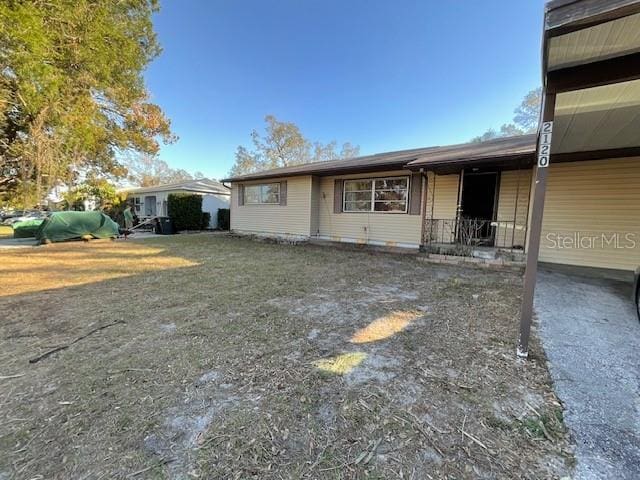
[12,219,45,238]
[36,211,119,243]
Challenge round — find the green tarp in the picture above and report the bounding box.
[12,219,45,238]
[36,211,119,243]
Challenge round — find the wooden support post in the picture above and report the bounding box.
[517,92,556,359]
[428,173,436,246]
[419,169,428,249]
[511,163,522,248]
[454,169,464,243]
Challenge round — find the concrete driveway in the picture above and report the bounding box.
[0,237,37,249]
[535,269,640,480]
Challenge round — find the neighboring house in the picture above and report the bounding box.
[221,134,640,273]
[121,178,230,228]
[45,181,68,206]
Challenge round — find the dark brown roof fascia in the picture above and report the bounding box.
[222,136,537,183]
[547,51,640,92]
[408,153,535,175]
[222,161,412,183]
[545,0,640,37]
[551,146,640,163]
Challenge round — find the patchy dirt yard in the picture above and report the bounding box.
[0,234,573,479]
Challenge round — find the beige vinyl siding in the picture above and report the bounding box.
[424,173,460,243]
[539,157,640,271]
[495,169,532,248]
[317,170,422,247]
[230,176,312,237]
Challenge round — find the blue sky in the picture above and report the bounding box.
[145,1,545,180]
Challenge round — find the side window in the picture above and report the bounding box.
[244,183,281,204]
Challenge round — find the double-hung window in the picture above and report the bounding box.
[244,183,280,204]
[343,177,409,213]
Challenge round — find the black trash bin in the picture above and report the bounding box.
[155,217,175,235]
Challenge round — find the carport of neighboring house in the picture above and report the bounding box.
[518,0,640,355]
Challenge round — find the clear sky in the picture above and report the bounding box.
[145,0,545,180]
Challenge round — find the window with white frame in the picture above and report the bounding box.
[343,177,409,213]
[132,196,141,213]
[244,183,280,204]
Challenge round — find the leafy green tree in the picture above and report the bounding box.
[471,87,542,142]
[0,0,174,208]
[229,115,360,176]
[64,176,125,211]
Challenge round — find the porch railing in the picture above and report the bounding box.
[424,218,526,250]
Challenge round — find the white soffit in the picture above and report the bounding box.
[553,79,640,153]
[548,12,640,70]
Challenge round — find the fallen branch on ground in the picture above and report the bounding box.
[406,410,451,435]
[354,437,382,465]
[29,320,126,364]
[0,373,24,380]
[459,428,488,450]
[127,458,175,477]
[107,368,153,374]
[394,413,446,457]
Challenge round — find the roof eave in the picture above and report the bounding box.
[123,186,230,195]
[221,161,413,183]
[406,151,536,170]
[222,136,538,183]
[545,0,640,37]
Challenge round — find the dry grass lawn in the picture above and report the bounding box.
[0,234,573,479]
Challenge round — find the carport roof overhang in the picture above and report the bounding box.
[545,0,640,156]
[518,0,640,359]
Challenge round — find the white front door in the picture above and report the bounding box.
[144,196,157,216]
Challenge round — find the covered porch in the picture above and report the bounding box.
[408,134,538,259]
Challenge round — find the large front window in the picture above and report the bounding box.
[244,183,280,204]
[343,177,408,213]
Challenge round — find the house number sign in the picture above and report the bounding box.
[538,121,553,168]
